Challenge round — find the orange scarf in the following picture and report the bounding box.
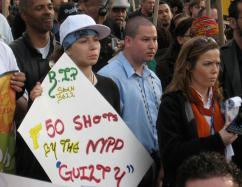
[190,88,224,138]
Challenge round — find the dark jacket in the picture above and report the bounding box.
[103,18,125,40]
[220,39,242,98]
[156,91,225,187]
[10,32,55,95]
[220,39,242,170]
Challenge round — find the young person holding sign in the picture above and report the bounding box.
[30,14,120,114]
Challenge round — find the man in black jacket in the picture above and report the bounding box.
[220,0,242,170]
[129,0,155,20]
[10,0,55,181]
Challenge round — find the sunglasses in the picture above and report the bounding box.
[187,37,218,58]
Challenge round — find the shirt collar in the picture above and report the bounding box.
[118,52,154,79]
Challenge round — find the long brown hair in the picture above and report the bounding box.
[166,36,223,102]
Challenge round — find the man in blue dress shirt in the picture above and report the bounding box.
[98,16,162,187]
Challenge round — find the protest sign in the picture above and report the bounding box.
[0,72,16,173]
[18,53,153,187]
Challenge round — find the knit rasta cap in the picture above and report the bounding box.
[190,16,219,37]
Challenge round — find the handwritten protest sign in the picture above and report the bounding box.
[0,72,16,173]
[18,53,153,187]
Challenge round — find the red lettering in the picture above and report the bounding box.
[45,119,55,138]
[102,112,118,122]
[58,163,111,184]
[83,115,92,128]
[79,166,90,181]
[114,167,126,187]
[73,112,118,131]
[73,115,82,130]
[86,138,107,154]
[96,164,111,179]
[89,165,101,183]
[86,137,124,155]
[93,115,102,124]
[105,137,115,153]
[59,164,74,182]
[45,118,64,138]
[72,167,80,179]
[112,139,124,153]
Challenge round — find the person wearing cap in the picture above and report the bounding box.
[78,0,108,24]
[30,14,120,115]
[104,0,130,40]
[98,16,162,186]
[190,16,219,40]
[95,0,130,73]
[54,2,78,42]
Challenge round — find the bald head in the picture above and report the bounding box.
[125,16,155,38]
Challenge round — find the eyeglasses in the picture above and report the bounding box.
[112,7,127,13]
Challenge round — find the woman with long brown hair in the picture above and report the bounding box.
[156,36,238,187]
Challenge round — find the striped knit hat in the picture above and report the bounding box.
[190,16,219,37]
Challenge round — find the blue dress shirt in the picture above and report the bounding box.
[98,52,162,153]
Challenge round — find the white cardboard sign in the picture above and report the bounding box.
[18,53,153,187]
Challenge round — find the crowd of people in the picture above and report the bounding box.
[1,0,242,187]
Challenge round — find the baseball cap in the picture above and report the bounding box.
[59,14,111,46]
[58,2,78,23]
[111,0,130,8]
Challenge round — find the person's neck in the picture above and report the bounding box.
[234,31,242,50]
[79,66,95,84]
[26,28,50,48]
[191,84,209,102]
[123,50,144,75]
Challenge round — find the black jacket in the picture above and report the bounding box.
[220,39,242,170]
[220,40,242,98]
[156,91,225,187]
[10,32,55,95]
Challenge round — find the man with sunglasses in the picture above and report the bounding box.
[104,0,130,40]
[220,0,242,171]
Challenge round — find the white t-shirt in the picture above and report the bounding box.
[0,41,19,75]
[0,13,13,44]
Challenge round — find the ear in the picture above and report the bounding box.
[124,36,132,48]
[20,12,27,22]
[229,17,237,30]
[177,36,184,45]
